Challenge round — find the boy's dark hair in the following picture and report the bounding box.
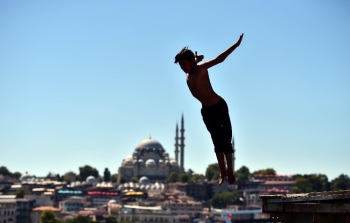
[174,47,195,64]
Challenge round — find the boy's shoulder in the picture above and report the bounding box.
[195,64,209,75]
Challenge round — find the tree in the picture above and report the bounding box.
[211,191,243,209]
[293,174,329,193]
[331,174,350,191]
[120,176,127,184]
[12,171,21,180]
[167,171,179,183]
[188,174,205,183]
[130,177,138,183]
[0,166,12,176]
[252,168,276,176]
[65,216,92,223]
[56,174,62,182]
[179,173,189,183]
[78,165,99,182]
[293,177,313,193]
[40,210,60,223]
[205,163,220,181]
[111,173,118,183]
[104,168,111,182]
[15,188,30,198]
[234,166,250,182]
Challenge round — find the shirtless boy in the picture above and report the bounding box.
[174,33,244,185]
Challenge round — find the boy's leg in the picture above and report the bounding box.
[225,153,236,185]
[215,152,227,185]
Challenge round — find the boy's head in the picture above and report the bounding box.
[174,47,196,73]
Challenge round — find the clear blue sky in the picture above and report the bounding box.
[1,1,349,181]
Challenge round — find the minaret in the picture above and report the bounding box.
[232,138,236,172]
[180,114,185,171]
[174,123,179,162]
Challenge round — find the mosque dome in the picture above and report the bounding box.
[139,176,150,184]
[136,138,164,149]
[123,155,134,166]
[65,170,76,175]
[145,159,156,168]
[20,172,32,181]
[86,176,97,184]
[138,159,144,165]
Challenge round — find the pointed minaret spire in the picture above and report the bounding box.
[231,137,236,172]
[174,123,179,162]
[180,114,185,171]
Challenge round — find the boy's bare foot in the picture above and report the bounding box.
[219,172,227,186]
[227,172,236,185]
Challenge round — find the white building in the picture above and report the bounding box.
[0,195,16,223]
[118,205,173,223]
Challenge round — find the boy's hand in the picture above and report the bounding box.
[195,51,204,63]
[237,33,244,46]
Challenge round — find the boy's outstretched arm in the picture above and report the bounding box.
[199,33,244,70]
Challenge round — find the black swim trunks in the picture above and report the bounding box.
[201,97,233,154]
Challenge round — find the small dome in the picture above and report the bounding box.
[86,176,97,184]
[20,173,32,181]
[108,199,117,205]
[170,159,178,165]
[145,159,156,168]
[65,170,75,175]
[123,155,134,166]
[138,159,144,164]
[139,176,150,184]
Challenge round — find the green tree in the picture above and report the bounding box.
[179,173,189,183]
[130,177,138,183]
[188,174,205,183]
[65,216,92,223]
[293,174,329,193]
[211,191,243,209]
[40,210,60,223]
[205,163,220,181]
[293,177,313,193]
[167,171,179,183]
[78,165,99,182]
[15,188,30,198]
[252,168,276,176]
[12,171,21,180]
[63,175,72,183]
[120,176,127,184]
[308,174,329,192]
[104,168,111,182]
[0,166,12,176]
[111,173,118,183]
[331,174,350,191]
[105,216,117,223]
[234,166,250,182]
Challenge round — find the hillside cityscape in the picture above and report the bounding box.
[1,129,349,223]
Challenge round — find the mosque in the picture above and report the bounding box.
[117,115,236,184]
[118,115,186,184]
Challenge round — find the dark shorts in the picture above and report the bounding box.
[201,98,234,154]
